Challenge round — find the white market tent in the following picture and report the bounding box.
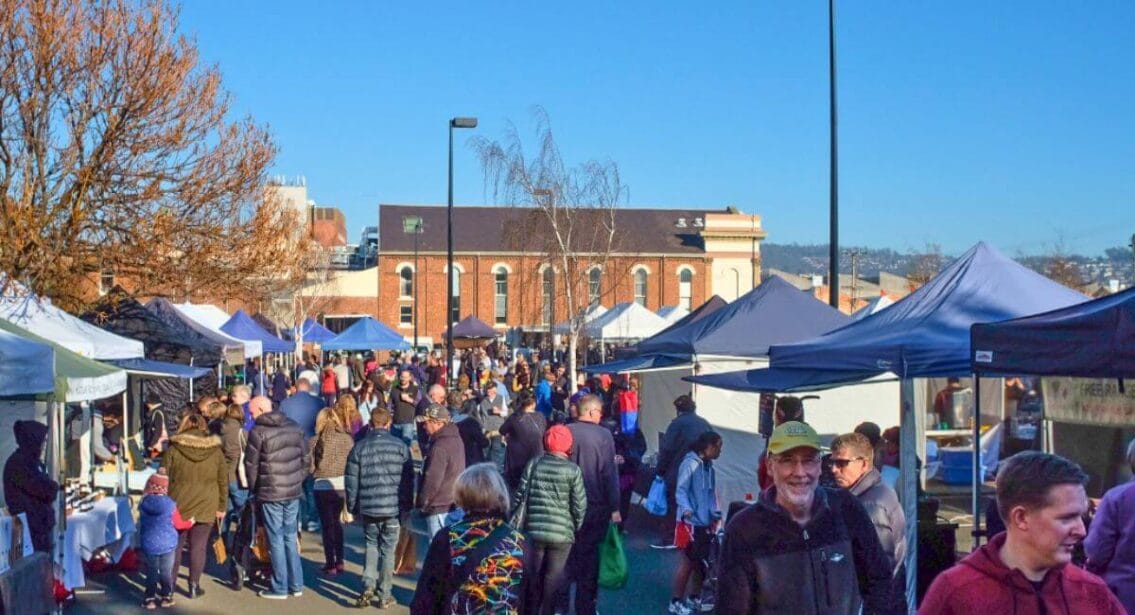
[552,303,609,334]
[0,326,55,397]
[173,302,262,358]
[0,293,143,360]
[657,305,690,323]
[582,302,669,341]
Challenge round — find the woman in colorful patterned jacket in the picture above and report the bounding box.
[411,463,531,614]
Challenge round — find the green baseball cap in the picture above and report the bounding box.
[767,421,822,455]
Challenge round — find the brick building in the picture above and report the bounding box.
[374,204,766,343]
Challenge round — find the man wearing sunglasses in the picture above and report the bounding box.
[830,432,906,611]
[716,421,895,614]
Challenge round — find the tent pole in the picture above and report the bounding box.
[121,391,129,495]
[899,377,918,613]
[972,374,982,552]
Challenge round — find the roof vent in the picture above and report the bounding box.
[676,217,688,228]
[693,217,704,227]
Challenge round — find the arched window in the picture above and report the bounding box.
[494,267,509,325]
[678,268,693,310]
[588,267,602,306]
[634,269,648,306]
[541,267,555,326]
[398,266,413,298]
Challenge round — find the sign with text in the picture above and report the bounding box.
[1042,378,1135,427]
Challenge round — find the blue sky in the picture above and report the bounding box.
[177,1,1135,256]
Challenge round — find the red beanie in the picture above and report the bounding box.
[544,425,573,455]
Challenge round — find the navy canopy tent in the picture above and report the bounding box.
[222,310,294,354]
[686,241,1088,609]
[450,316,498,340]
[322,317,410,351]
[972,285,1135,378]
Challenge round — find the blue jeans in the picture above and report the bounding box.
[301,476,319,529]
[361,515,401,599]
[392,423,416,447]
[224,481,249,547]
[261,499,304,595]
[144,550,175,599]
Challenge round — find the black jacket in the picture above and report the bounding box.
[716,486,896,615]
[245,411,309,503]
[453,414,488,468]
[2,421,58,552]
[417,423,465,515]
[345,427,414,518]
[656,411,712,487]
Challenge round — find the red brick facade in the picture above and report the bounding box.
[375,253,709,339]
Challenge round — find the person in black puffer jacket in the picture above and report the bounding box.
[512,425,586,615]
[2,420,58,553]
[345,406,414,608]
[244,396,309,599]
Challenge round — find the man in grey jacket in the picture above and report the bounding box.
[830,432,906,610]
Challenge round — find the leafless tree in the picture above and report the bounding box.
[472,108,631,388]
[0,0,313,311]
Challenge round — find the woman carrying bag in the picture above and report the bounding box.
[511,425,587,615]
[309,404,355,575]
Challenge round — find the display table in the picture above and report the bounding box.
[61,496,135,590]
[0,552,53,614]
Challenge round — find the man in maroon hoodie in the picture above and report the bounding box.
[919,451,1123,614]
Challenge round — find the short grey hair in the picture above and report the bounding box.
[453,463,510,515]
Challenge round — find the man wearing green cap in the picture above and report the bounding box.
[716,421,897,614]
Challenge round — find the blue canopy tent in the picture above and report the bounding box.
[288,318,336,344]
[687,241,1088,609]
[971,285,1135,378]
[322,317,411,352]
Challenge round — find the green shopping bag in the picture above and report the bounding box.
[598,522,628,589]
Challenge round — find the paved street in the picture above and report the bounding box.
[69,509,676,614]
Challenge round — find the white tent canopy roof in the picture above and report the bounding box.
[0,326,55,397]
[0,293,144,360]
[582,302,669,341]
[173,303,262,358]
[657,305,690,323]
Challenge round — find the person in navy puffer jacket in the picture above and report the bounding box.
[138,470,194,610]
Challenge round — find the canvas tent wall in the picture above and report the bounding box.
[636,358,900,508]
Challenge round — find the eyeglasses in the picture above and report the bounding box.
[829,457,865,469]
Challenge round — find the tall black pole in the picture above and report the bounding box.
[828,0,840,308]
[447,123,455,387]
[413,224,420,350]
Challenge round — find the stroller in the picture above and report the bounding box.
[228,498,273,591]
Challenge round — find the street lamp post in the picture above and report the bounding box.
[448,117,477,387]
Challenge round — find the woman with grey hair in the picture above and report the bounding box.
[411,463,530,614]
[1085,438,1135,614]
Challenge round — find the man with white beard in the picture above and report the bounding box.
[716,421,898,615]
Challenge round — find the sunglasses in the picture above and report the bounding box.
[829,456,865,469]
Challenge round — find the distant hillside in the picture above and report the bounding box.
[761,242,1135,285]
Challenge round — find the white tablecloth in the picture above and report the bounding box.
[61,496,135,590]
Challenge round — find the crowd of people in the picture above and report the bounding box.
[4,345,1135,614]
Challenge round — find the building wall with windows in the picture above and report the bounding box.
[373,204,766,342]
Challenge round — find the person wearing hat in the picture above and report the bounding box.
[716,421,894,615]
[653,394,711,549]
[416,403,466,538]
[138,469,194,609]
[512,425,587,615]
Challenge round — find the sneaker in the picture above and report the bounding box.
[687,597,714,612]
[258,590,289,600]
[667,600,692,615]
[651,542,678,550]
[355,590,374,608]
[376,596,397,609]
